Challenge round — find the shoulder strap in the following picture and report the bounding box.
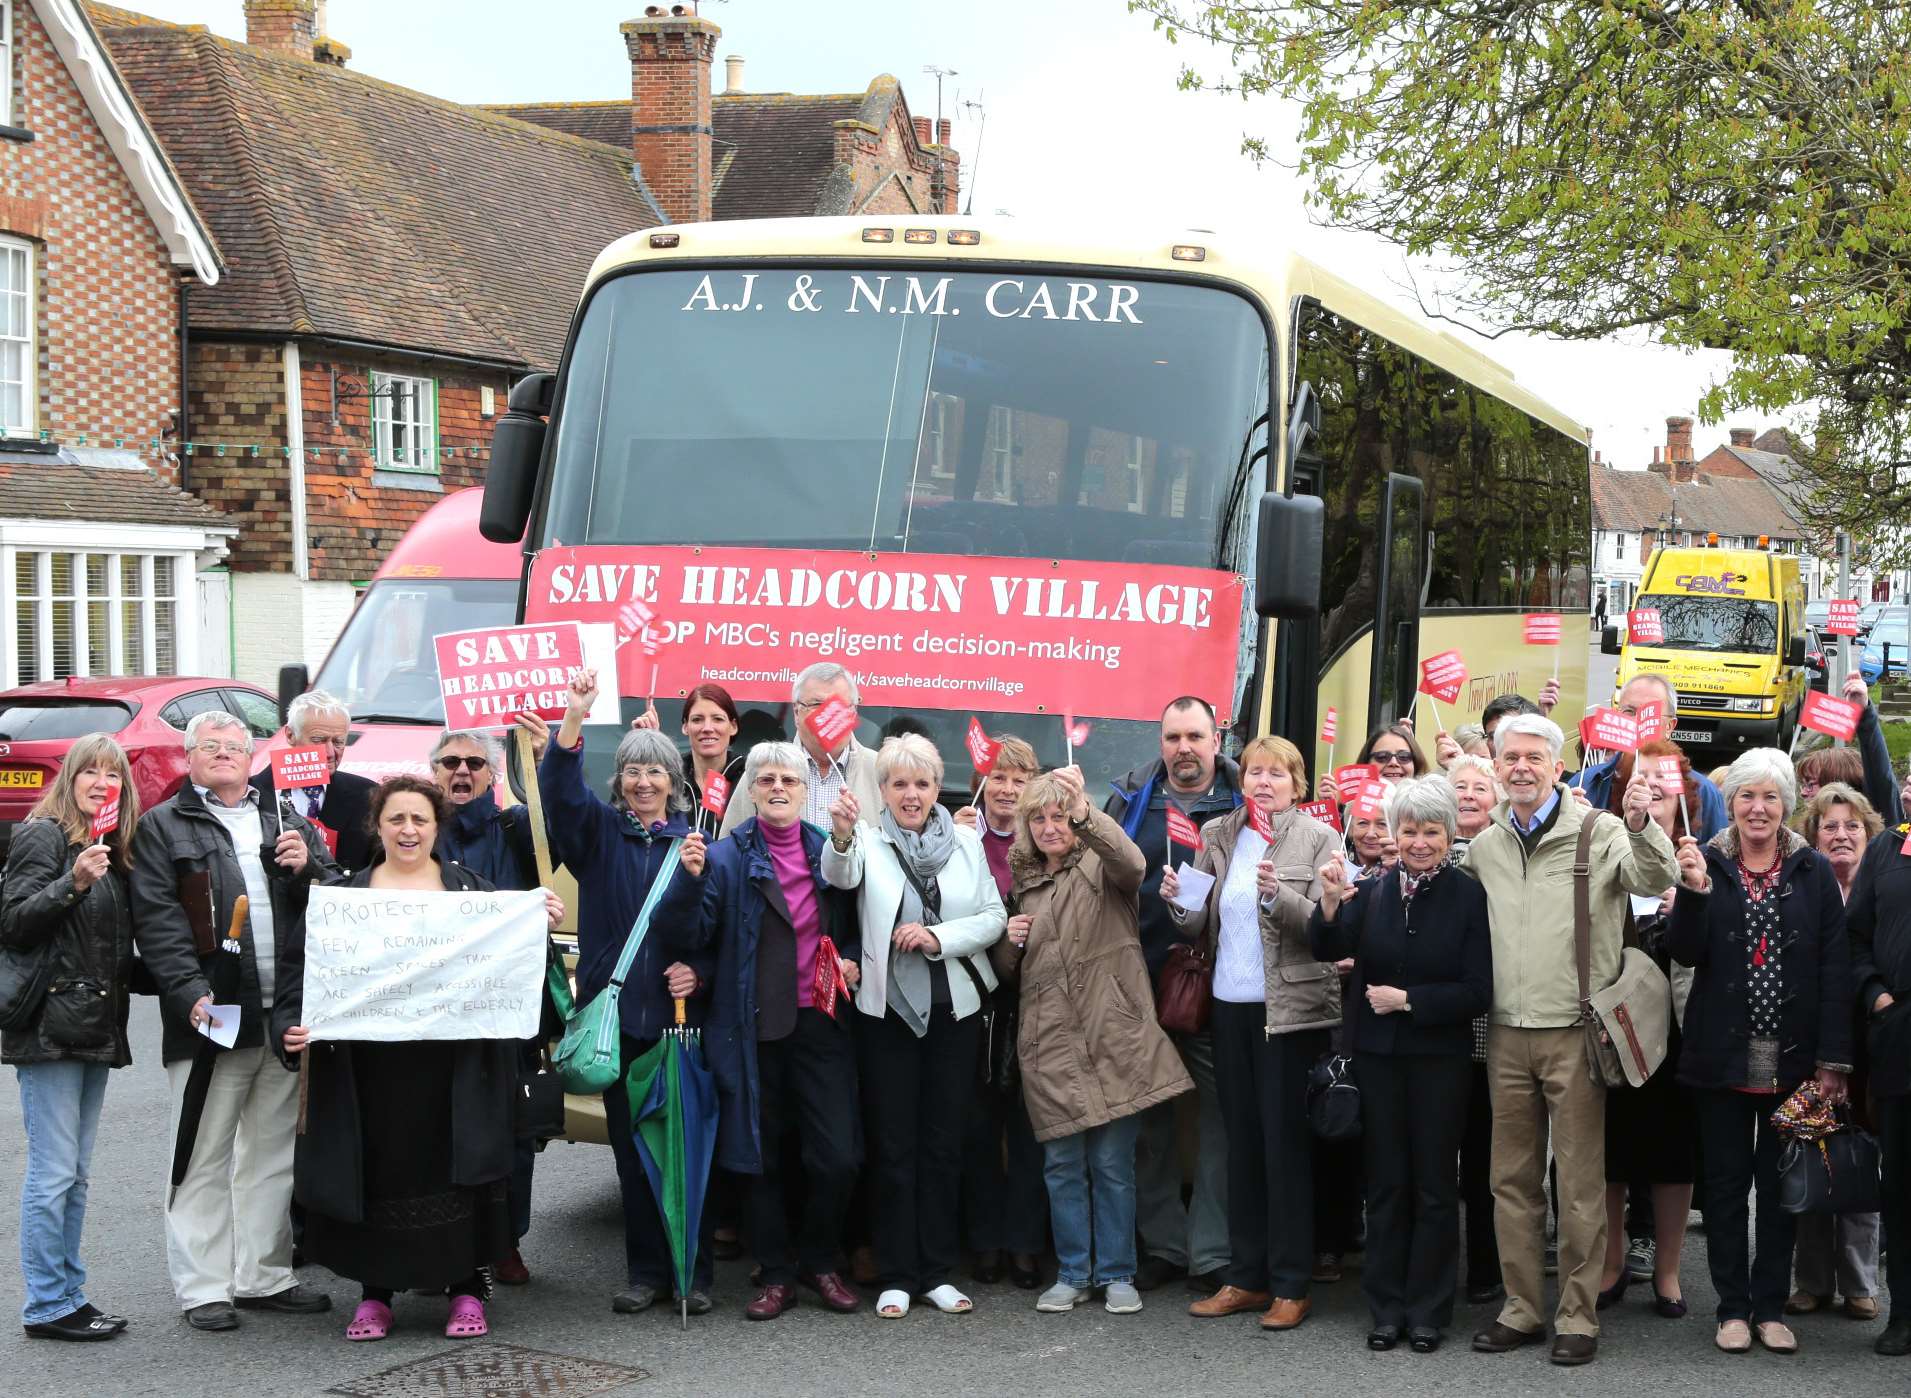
[1574,811,1598,1009]
[606,839,683,991]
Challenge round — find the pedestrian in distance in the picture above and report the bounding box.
[1310,775,1491,1353]
[1164,736,1341,1332]
[997,765,1192,1317]
[250,689,378,874]
[1668,747,1853,1356]
[131,710,338,1332]
[3,735,139,1341]
[823,734,1006,1319]
[277,776,565,1343]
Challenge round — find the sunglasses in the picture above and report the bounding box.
[435,754,488,772]
[1371,749,1414,766]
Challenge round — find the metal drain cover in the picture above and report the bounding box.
[327,1340,647,1397]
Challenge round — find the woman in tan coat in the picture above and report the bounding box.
[1163,735,1340,1332]
[995,765,1191,1317]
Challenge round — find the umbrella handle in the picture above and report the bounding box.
[674,997,686,1027]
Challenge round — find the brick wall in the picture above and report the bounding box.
[835,98,961,216]
[0,2,183,469]
[184,340,291,570]
[625,14,719,224]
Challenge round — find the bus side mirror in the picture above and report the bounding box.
[1601,625,1621,655]
[1786,635,1807,667]
[480,372,555,544]
[277,663,309,726]
[1254,492,1323,619]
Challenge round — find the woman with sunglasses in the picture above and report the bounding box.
[1314,725,1429,806]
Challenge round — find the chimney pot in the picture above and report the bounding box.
[724,54,745,93]
[244,0,319,58]
[936,117,952,145]
[1729,426,1756,448]
[1666,414,1695,463]
[914,116,932,145]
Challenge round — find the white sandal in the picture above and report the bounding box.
[876,1289,911,1318]
[924,1284,973,1314]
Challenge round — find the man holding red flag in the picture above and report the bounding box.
[721,662,880,836]
[248,691,376,874]
[1567,674,1728,841]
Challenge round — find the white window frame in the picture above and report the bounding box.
[0,3,13,129]
[0,234,33,437]
[0,530,202,688]
[371,370,436,472]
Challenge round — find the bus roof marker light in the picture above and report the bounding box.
[946,229,981,245]
[648,232,680,249]
[1171,244,1207,262]
[904,228,937,244]
[863,228,895,243]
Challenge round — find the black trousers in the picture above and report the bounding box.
[751,1008,861,1287]
[861,1004,982,1293]
[1694,1089,1795,1324]
[1881,1095,1910,1302]
[960,1072,1049,1257]
[1212,1000,1323,1297]
[1359,1052,1469,1330]
[1460,1060,1499,1289]
[604,1036,715,1294]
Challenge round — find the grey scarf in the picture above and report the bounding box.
[882,804,958,1037]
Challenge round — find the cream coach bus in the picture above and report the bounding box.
[478,216,1592,794]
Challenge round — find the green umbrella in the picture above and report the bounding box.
[624,1002,717,1329]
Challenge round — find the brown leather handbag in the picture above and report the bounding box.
[1154,933,1213,1034]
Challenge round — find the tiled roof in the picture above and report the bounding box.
[473,100,630,150]
[1590,465,1802,539]
[91,11,661,370]
[0,462,235,530]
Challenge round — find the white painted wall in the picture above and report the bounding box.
[229,572,359,688]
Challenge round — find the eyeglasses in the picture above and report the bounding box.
[794,697,852,712]
[754,774,805,790]
[619,764,672,782]
[192,740,250,757]
[1371,749,1414,767]
[435,754,489,772]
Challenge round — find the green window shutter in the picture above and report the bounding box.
[431,379,442,474]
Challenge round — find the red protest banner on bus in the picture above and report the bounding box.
[89,791,120,840]
[1299,798,1342,832]
[1523,614,1563,645]
[1320,707,1338,744]
[1826,600,1860,637]
[1166,808,1205,852]
[1351,779,1388,822]
[434,621,586,729]
[701,769,730,817]
[1333,763,1375,795]
[1628,608,1665,644]
[1800,690,1861,742]
[804,696,858,755]
[524,545,1248,724]
[965,716,1001,775]
[1419,649,1467,704]
[272,745,331,790]
[1583,707,1640,752]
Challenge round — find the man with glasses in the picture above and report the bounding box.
[249,690,377,872]
[721,661,881,835]
[132,711,338,1331]
[1567,673,1727,839]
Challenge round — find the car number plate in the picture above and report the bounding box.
[0,768,44,788]
[1669,728,1711,743]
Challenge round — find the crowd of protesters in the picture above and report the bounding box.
[5,656,1911,1370]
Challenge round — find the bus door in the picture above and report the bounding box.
[1370,472,1425,727]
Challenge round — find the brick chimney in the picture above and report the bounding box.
[913,116,933,145]
[244,0,317,58]
[1665,415,1694,463]
[1729,426,1756,447]
[623,5,721,225]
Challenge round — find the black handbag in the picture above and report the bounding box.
[0,939,55,1032]
[1778,1127,1883,1215]
[979,993,1020,1096]
[517,1046,567,1145]
[1306,1050,1361,1141]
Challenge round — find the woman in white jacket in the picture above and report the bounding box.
[823,734,1006,1320]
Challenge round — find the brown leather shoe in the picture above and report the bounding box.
[1189,1286,1271,1318]
[745,1284,796,1321]
[492,1249,530,1286]
[800,1271,861,1313]
[1846,1296,1882,1321]
[1551,1333,1597,1366]
[1785,1290,1828,1315]
[1260,1297,1311,1330]
[1472,1320,1545,1352]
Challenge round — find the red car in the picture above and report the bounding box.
[0,675,281,858]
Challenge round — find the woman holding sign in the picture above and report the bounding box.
[279,776,564,1343]
[2,735,138,1341]
[1160,737,1340,1332]
[822,734,1006,1319]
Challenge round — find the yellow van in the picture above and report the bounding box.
[1602,545,1808,754]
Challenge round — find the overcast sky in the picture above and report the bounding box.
[126,0,1778,467]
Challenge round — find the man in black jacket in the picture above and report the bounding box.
[249,690,376,874]
[133,710,337,1332]
[1847,781,1911,1357]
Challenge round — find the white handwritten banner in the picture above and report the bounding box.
[302,887,546,1042]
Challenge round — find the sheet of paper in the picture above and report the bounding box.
[197,1003,241,1049]
[1630,893,1664,919]
[1169,862,1216,913]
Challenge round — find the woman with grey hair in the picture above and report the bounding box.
[539,669,712,1317]
[823,734,1005,1318]
[1309,775,1492,1353]
[1667,747,1854,1356]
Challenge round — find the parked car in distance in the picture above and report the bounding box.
[0,675,281,859]
[1805,627,1831,693]
[1859,600,1893,638]
[1860,609,1911,684]
[1806,600,1831,631]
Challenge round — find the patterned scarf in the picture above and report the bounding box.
[1398,856,1454,918]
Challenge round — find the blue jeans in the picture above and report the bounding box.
[1043,1114,1141,1287]
[15,1061,110,1324]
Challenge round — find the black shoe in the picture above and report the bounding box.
[1466,1282,1505,1306]
[1551,1334,1597,1366]
[1367,1325,1402,1351]
[24,1308,122,1341]
[234,1284,330,1314]
[612,1284,658,1314]
[1008,1257,1043,1291]
[74,1304,127,1332]
[678,1289,713,1316]
[1133,1256,1180,1292]
[1596,1273,1631,1310]
[1409,1327,1441,1353]
[185,1302,239,1332]
[973,1250,1004,1285]
[711,1232,743,1262]
[1878,1317,1911,1357]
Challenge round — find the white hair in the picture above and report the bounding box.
[286,688,349,741]
[184,710,250,750]
[1621,671,1681,715]
[744,741,809,791]
[611,727,687,813]
[792,661,859,708]
[1386,775,1459,840]
[1446,753,1499,789]
[1494,714,1564,763]
[875,733,944,788]
[1720,747,1798,816]
[431,728,502,769]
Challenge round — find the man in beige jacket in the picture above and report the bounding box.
[720,661,881,835]
[1462,715,1676,1367]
